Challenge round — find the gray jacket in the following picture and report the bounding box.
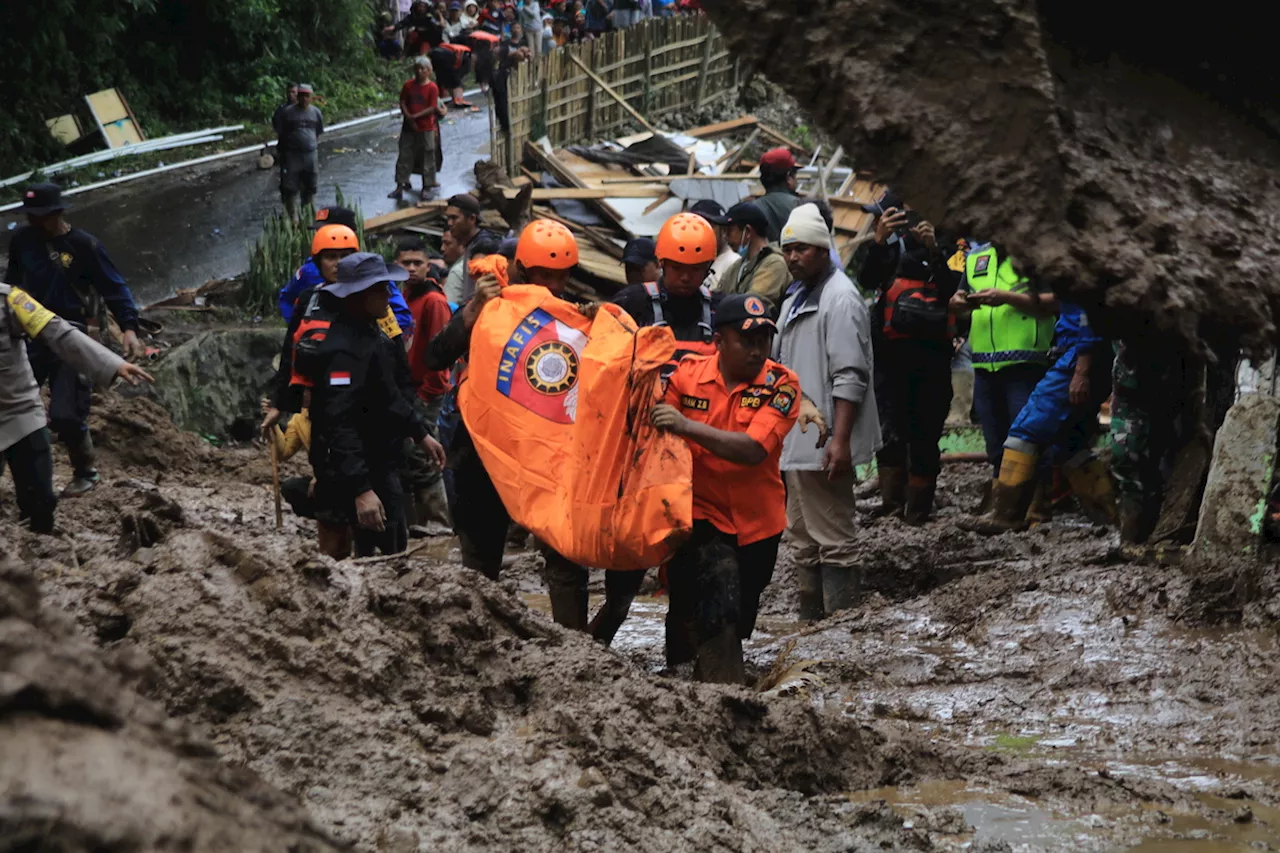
[273,104,324,153]
[773,266,881,471]
[1,284,123,453]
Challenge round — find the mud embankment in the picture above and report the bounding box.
[698,0,1280,358]
[8,391,1280,852]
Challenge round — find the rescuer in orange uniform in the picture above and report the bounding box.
[425,219,641,640]
[612,212,723,363]
[651,292,802,684]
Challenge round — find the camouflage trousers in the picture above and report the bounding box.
[1108,341,1200,513]
[401,395,445,492]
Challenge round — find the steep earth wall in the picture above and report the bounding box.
[699,0,1280,357]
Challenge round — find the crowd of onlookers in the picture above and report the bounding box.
[359,0,706,200]
[377,0,705,66]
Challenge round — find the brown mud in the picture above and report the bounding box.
[698,0,1280,358]
[4,392,1280,851]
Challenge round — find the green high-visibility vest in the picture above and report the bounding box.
[966,246,1054,372]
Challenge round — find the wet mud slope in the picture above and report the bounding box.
[6,392,1280,851]
[699,0,1280,356]
[0,559,340,852]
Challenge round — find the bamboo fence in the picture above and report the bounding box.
[496,17,738,175]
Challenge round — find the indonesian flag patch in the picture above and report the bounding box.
[329,371,352,386]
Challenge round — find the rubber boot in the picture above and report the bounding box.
[821,564,861,615]
[403,489,422,536]
[543,552,589,631]
[414,481,452,537]
[1063,454,1118,526]
[693,626,746,685]
[870,466,907,518]
[62,433,100,497]
[1025,481,1053,524]
[1117,496,1161,547]
[903,475,937,526]
[796,564,824,622]
[958,447,1037,535]
[976,478,997,515]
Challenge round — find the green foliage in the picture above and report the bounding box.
[243,205,317,317]
[241,187,383,317]
[0,0,403,171]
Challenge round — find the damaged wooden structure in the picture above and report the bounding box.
[495,16,739,177]
[365,114,884,299]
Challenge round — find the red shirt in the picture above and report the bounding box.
[400,79,440,133]
[663,355,800,545]
[406,285,454,398]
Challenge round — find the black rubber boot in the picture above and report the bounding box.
[543,551,589,631]
[62,432,100,497]
[693,626,745,685]
[796,564,824,622]
[870,466,907,518]
[903,475,937,526]
[821,564,861,615]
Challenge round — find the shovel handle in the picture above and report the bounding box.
[270,439,283,529]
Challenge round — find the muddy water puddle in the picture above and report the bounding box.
[849,780,1280,851]
[519,592,795,664]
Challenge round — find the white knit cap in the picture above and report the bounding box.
[779,203,832,251]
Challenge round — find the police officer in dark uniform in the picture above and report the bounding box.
[306,253,446,558]
[5,183,145,496]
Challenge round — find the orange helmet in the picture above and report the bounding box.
[515,219,579,270]
[655,213,716,264]
[311,224,359,256]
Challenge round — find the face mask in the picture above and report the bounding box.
[736,235,749,259]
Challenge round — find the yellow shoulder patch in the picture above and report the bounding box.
[377,307,403,339]
[6,287,56,339]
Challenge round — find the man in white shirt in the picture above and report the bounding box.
[690,200,738,290]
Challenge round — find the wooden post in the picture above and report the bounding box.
[539,75,550,143]
[585,41,598,140]
[642,25,654,118]
[693,30,715,108]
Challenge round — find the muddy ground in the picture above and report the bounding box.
[4,391,1280,852]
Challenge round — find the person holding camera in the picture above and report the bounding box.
[858,190,961,525]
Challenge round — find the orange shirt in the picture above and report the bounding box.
[663,354,800,545]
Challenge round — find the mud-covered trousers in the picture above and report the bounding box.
[0,428,56,533]
[1004,347,1112,460]
[874,338,953,478]
[27,337,92,446]
[1108,341,1193,519]
[973,363,1046,475]
[664,520,781,667]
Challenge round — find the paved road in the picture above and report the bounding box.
[2,97,493,306]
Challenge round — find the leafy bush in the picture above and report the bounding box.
[0,0,401,171]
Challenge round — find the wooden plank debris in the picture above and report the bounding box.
[685,115,759,138]
[363,200,447,234]
[530,186,668,200]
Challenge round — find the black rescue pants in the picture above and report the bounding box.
[874,338,954,478]
[1,428,57,534]
[665,520,781,677]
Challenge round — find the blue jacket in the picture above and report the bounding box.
[1052,302,1103,359]
[279,258,415,335]
[5,226,139,331]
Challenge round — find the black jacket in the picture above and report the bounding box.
[309,313,429,495]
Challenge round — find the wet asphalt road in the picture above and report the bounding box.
[1,95,493,306]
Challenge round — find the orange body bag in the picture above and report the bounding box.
[457,285,692,569]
